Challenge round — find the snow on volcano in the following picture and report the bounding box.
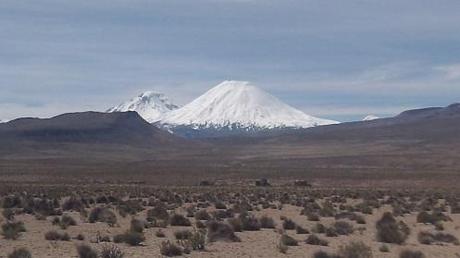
[160,81,338,130]
[107,91,178,123]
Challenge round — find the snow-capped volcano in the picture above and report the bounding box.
[363,115,379,121]
[160,81,338,131]
[107,91,178,123]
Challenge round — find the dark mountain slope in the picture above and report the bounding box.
[0,111,185,146]
[261,103,460,143]
[0,104,459,188]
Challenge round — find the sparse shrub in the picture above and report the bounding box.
[101,244,124,258]
[196,220,206,229]
[282,218,296,230]
[117,200,143,217]
[293,180,311,187]
[3,208,15,220]
[189,229,206,250]
[434,221,444,231]
[228,217,242,232]
[214,201,227,210]
[306,234,328,246]
[295,225,309,234]
[146,205,169,222]
[418,231,459,245]
[44,230,70,241]
[240,214,261,231]
[60,214,77,229]
[155,229,166,238]
[76,244,98,258]
[356,215,366,224]
[320,201,336,217]
[8,248,32,258]
[113,234,125,243]
[399,250,425,258]
[115,231,145,246]
[312,223,326,234]
[174,229,192,240]
[313,251,340,258]
[2,221,26,240]
[306,212,320,221]
[75,233,85,240]
[62,197,85,212]
[130,218,144,233]
[255,178,271,187]
[280,234,298,246]
[194,209,211,220]
[416,211,451,225]
[355,203,373,215]
[333,221,354,235]
[326,227,338,237]
[338,241,372,258]
[376,212,409,244]
[259,215,276,228]
[88,207,117,226]
[160,241,183,257]
[277,240,288,254]
[99,234,111,242]
[199,180,214,186]
[379,244,389,252]
[169,214,191,226]
[207,221,240,242]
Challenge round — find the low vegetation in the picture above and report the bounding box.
[0,185,459,257]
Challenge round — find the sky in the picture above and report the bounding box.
[1,0,460,122]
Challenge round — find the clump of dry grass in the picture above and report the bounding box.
[2,221,26,240]
[376,212,410,244]
[8,248,32,258]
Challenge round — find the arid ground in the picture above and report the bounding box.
[1,185,459,258]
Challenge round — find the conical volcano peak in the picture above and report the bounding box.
[160,81,338,131]
[213,80,251,89]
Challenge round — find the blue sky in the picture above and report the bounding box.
[1,0,460,122]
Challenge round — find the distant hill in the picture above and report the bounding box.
[0,104,459,188]
[0,111,184,146]
[268,103,460,143]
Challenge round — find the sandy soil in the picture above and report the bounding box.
[1,202,459,258]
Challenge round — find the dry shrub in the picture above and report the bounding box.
[282,218,296,230]
[338,241,372,258]
[76,244,98,258]
[44,230,70,241]
[376,212,409,244]
[114,231,145,246]
[101,244,124,258]
[8,248,32,258]
[306,234,328,246]
[88,207,117,226]
[399,250,425,258]
[333,221,354,235]
[160,241,183,257]
[189,229,206,250]
[2,221,26,240]
[169,214,191,226]
[259,215,276,228]
[207,221,240,242]
[280,234,298,246]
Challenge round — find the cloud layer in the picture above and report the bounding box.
[1,0,459,121]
